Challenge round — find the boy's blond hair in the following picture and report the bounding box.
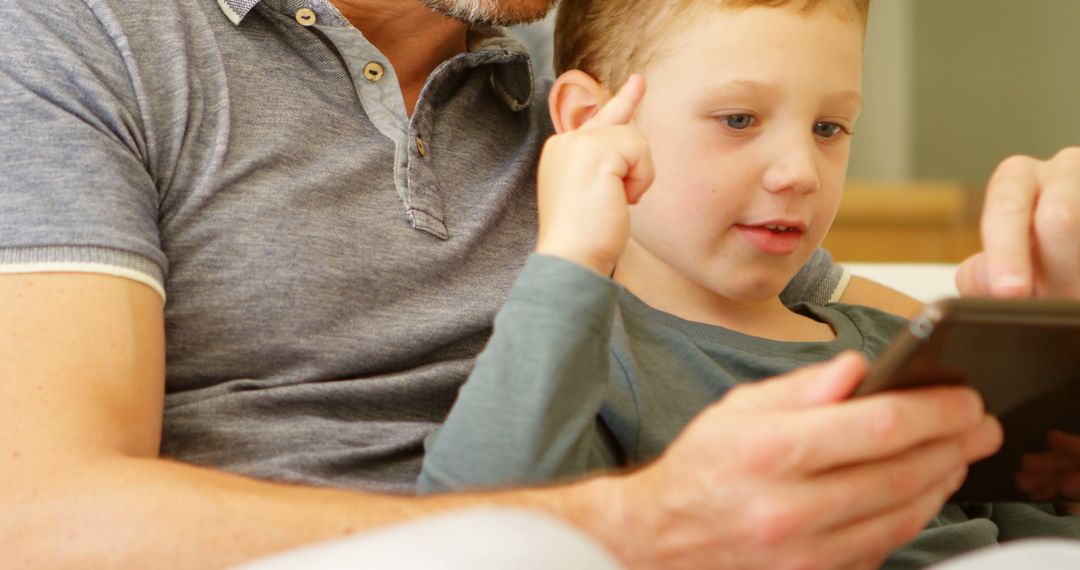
[554,0,870,88]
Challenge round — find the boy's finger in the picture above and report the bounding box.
[1049,430,1080,454]
[583,74,646,129]
[623,142,655,204]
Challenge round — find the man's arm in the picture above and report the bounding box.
[0,272,626,568]
[1,272,1005,570]
[840,275,925,318]
[0,273,412,567]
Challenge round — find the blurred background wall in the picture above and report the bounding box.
[905,0,1080,184]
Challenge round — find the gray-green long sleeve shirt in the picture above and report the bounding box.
[420,254,1080,568]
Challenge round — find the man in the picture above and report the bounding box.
[0,0,1075,568]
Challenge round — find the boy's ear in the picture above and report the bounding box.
[548,70,609,134]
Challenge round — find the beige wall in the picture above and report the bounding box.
[911,0,1080,184]
[848,0,914,181]
[852,0,1080,184]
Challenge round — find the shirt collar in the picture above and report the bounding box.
[215,1,535,109]
[216,0,260,25]
[467,26,536,110]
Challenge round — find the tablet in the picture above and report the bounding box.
[853,297,1080,502]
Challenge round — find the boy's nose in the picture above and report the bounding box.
[762,139,820,195]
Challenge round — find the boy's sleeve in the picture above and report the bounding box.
[883,502,1080,570]
[780,248,848,306]
[882,505,999,570]
[418,254,623,494]
[990,502,1080,541]
[0,1,166,295]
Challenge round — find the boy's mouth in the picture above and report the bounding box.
[734,221,807,255]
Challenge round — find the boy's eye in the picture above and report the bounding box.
[723,114,755,130]
[813,122,845,138]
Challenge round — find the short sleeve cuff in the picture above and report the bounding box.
[0,245,166,301]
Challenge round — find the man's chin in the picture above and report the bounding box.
[418,0,556,26]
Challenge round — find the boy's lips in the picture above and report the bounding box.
[734,221,806,255]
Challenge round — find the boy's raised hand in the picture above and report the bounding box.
[535,75,654,276]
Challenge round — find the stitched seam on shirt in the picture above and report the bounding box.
[609,346,642,457]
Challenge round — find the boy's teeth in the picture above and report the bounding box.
[764,224,791,232]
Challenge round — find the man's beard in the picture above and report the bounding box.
[418,0,557,26]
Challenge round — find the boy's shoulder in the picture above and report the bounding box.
[816,302,908,357]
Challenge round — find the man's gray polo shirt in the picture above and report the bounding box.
[0,0,842,492]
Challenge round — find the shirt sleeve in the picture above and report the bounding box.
[780,247,848,306]
[418,254,624,494]
[989,502,1080,541]
[882,502,1080,570]
[0,1,165,296]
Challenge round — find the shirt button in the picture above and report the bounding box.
[295,8,317,27]
[415,136,427,157]
[363,62,385,82]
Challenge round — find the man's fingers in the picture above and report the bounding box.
[786,467,962,570]
[980,155,1040,297]
[721,351,868,413]
[781,389,997,473]
[1031,150,1080,297]
[774,437,969,534]
[955,253,990,297]
[582,75,646,129]
[830,474,963,567]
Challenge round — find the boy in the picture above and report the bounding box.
[419,0,1079,567]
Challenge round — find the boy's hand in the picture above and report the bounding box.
[598,352,1003,570]
[1017,430,1080,503]
[956,147,1080,299]
[535,75,654,276]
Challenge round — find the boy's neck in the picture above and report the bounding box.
[612,243,836,343]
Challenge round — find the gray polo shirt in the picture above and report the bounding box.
[0,0,842,492]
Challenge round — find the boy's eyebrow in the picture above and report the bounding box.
[703,79,863,108]
[702,80,778,100]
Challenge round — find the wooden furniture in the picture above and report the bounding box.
[823,181,982,263]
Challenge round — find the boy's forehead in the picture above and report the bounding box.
[644,5,864,95]
[663,3,865,56]
[661,0,867,42]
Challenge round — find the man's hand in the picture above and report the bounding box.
[535,75,654,276]
[957,147,1080,299]
[598,352,1003,570]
